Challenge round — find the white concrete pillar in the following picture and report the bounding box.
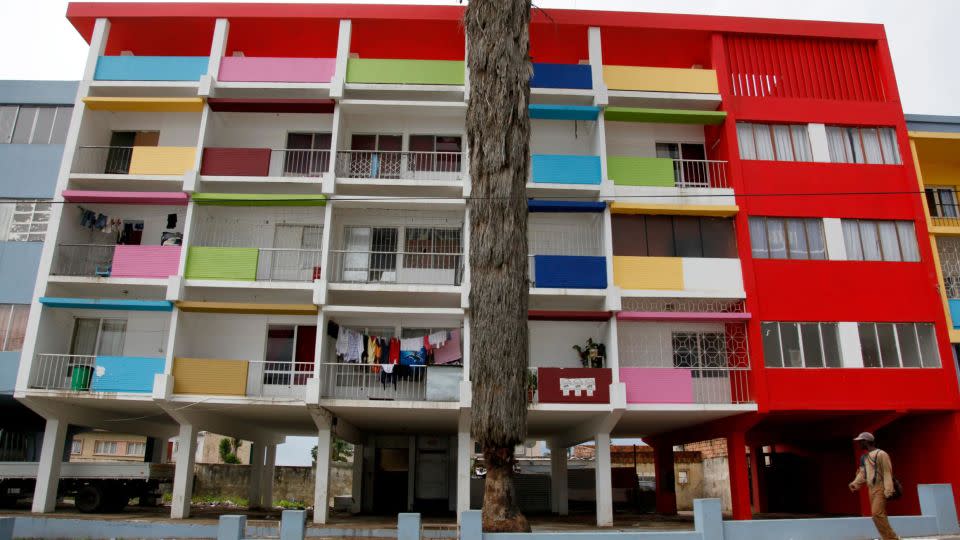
[456,414,472,519]
[595,433,613,527]
[207,18,230,81]
[261,444,276,509]
[247,443,265,509]
[588,27,607,106]
[549,445,569,516]
[170,423,198,519]
[351,443,363,513]
[331,20,352,98]
[808,123,831,163]
[313,422,333,524]
[82,18,111,82]
[31,418,68,513]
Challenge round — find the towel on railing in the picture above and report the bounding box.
[434,330,462,365]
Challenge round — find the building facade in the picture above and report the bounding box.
[14,2,960,526]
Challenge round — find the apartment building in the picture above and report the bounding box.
[14,2,960,526]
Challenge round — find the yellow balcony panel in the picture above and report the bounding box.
[610,202,739,217]
[613,256,684,290]
[173,357,248,396]
[128,146,196,175]
[603,66,719,94]
[176,301,318,316]
[82,97,205,113]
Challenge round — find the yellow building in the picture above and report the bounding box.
[908,115,960,351]
[69,431,149,463]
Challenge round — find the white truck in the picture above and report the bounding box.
[0,461,174,512]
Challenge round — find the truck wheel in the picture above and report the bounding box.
[76,485,104,513]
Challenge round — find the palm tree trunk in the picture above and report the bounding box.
[464,0,533,532]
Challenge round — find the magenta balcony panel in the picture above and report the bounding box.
[218,57,337,83]
[620,367,694,404]
[61,190,189,206]
[201,148,271,177]
[111,245,182,279]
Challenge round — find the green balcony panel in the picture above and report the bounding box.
[608,157,676,187]
[191,193,327,206]
[604,107,727,125]
[185,247,259,281]
[346,59,465,85]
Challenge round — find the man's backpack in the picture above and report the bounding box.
[862,450,904,500]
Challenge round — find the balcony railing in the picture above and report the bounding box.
[246,360,315,399]
[334,151,464,181]
[73,145,196,175]
[51,244,115,277]
[257,248,324,282]
[185,246,322,282]
[670,159,728,189]
[74,146,134,174]
[608,157,729,189]
[319,363,462,402]
[200,148,331,178]
[327,250,463,286]
[29,354,96,391]
[276,149,331,177]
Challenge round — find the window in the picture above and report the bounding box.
[94,440,120,456]
[70,439,82,455]
[858,322,940,368]
[737,122,812,162]
[0,201,52,242]
[125,442,146,456]
[403,227,462,270]
[284,132,331,176]
[409,135,463,173]
[925,187,960,218]
[611,215,737,258]
[656,142,709,187]
[263,325,316,386]
[672,332,728,377]
[349,134,403,178]
[749,217,826,260]
[826,126,901,165]
[0,304,30,352]
[341,226,463,283]
[761,322,843,368]
[0,105,72,145]
[938,237,960,299]
[70,318,126,356]
[841,219,919,262]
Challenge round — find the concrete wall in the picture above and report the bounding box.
[0,146,64,197]
[0,80,77,105]
[701,456,732,513]
[0,242,43,304]
[190,462,353,504]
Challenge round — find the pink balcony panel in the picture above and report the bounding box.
[218,57,336,83]
[619,367,694,404]
[62,190,189,206]
[111,245,182,279]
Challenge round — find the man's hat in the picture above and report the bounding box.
[853,432,875,442]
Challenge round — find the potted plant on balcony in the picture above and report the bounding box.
[573,338,606,369]
[525,370,538,403]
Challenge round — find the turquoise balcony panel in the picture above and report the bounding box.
[531,155,602,185]
[94,56,209,82]
[950,299,960,330]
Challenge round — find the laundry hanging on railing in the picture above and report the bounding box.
[329,322,462,367]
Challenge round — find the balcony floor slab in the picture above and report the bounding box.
[612,406,757,439]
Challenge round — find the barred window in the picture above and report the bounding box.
[672,331,728,377]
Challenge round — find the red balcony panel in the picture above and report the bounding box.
[763,368,959,411]
[201,148,271,177]
[738,161,916,219]
[537,367,612,404]
[752,260,941,321]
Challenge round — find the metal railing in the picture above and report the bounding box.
[29,354,96,391]
[273,149,331,178]
[335,151,464,181]
[670,159,728,189]
[256,248,324,282]
[246,360,315,399]
[51,244,116,277]
[327,250,463,285]
[0,430,33,462]
[319,363,431,401]
[74,146,134,174]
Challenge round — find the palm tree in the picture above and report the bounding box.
[464,0,533,532]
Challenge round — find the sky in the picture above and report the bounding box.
[3,0,955,465]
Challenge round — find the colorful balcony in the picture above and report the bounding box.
[529,202,607,290]
[535,368,612,404]
[93,56,209,82]
[73,146,196,176]
[319,364,463,402]
[531,63,592,90]
[201,148,332,178]
[527,314,614,405]
[218,57,336,84]
[29,354,165,393]
[608,157,729,189]
[529,104,601,121]
[602,66,719,94]
[334,150,464,182]
[346,59,465,86]
[173,357,249,396]
[612,257,744,295]
[950,299,960,330]
[531,155,602,185]
[54,245,182,279]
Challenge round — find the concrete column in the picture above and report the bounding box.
[587,26,607,106]
[330,20,352,98]
[247,443,265,509]
[749,445,768,514]
[148,437,168,464]
[549,444,569,516]
[407,436,416,511]
[351,443,363,513]
[313,423,333,524]
[653,443,677,515]
[31,418,68,513]
[595,433,613,527]
[171,423,198,519]
[456,415,472,519]
[207,18,230,81]
[261,444,277,509]
[82,18,111,82]
[727,431,752,520]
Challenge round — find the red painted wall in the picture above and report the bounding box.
[104,18,216,56]
[537,368,612,404]
[225,18,340,57]
[530,23,589,64]
[349,19,465,60]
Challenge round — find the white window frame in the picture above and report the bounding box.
[762,321,843,368]
[737,122,813,162]
[125,441,146,456]
[841,219,920,262]
[749,217,827,260]
[826,125,901,165]
[857,322,940,368]
[0,304,29,352]
[93,440,120,456]
[70,439,83,455]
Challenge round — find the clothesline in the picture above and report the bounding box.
[326,321,463,367]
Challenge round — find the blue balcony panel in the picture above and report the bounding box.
[91,356,165,393]
[528,199,606,213]
[950,299,960,330]
[94,56,209,82]
[39,297,174,312]
[534,255,607,289]
[531,63,593,90]
[531,154,602,185]
[529,104,600,121]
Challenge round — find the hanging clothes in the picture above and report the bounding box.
[434,329,463,365]
[335,326,351,359]
[400,337,422,351]
[368,335,377,364]
[389,337,401,364]
[326,321,339,339]
[428,331,449,348]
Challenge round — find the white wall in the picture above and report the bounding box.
[528,320,609,368]
[682,258,745,296]
[76,110,202,147]
[206,112,335,149]
[192,206,325,248]
[823,218,847,261]
[530,119,598,155]
[838,322,864,368]
[604,122,706,158]
[617,321,727,368]
[57,203,185,245]
[34,308,169,357]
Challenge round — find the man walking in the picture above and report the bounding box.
[848,432,897,540]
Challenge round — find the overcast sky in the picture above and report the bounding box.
[3,0,954,465]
